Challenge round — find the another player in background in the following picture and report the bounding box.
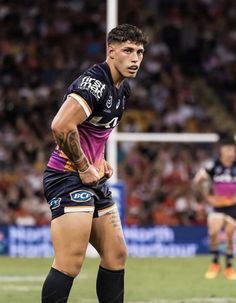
[41,24,147,303]
[193,135,236,280]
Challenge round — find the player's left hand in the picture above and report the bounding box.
[102,159,113,178]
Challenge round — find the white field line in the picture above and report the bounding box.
[126,298,236,303]
[127,300,236,303]
[80,300,236,303]
[0,280,234,303]
[0,274,87,282]
[0,285,41,292]
[0,291,234,303]
[0,275,45,282]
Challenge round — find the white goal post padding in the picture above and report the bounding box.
[107,132,220,183]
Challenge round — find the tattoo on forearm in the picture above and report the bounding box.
[54,130,89,171]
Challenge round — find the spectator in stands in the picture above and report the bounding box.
[0,0,236,226]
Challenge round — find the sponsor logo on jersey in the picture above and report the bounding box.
[214,174,236,182]
[49,197,61,209]
[116,99,120,109]
[79,76,106,100]
[70,190,92,202]
[89,116,119,128]
[106,95,112,108]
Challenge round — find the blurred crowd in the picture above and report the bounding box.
[119,142,215,226]
[0,0,236,225]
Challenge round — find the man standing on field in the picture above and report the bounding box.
[193,135,236,280]
[41,24,147,302]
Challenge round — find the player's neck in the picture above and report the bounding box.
[106,60,124,89]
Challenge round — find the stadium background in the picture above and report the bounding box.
[1,0,236,302]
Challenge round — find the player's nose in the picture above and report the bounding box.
[131,52,139,62]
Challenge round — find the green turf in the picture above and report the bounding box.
[0,256,235,302]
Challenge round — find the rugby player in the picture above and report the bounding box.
[193,135,236,280]
[41,24,147,302]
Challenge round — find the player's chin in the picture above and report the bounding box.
[125,71,138,78]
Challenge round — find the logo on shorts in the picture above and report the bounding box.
[49,197,61,209]
[70,190,92,202]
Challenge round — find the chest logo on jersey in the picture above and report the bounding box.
[70,190,92,203]
[79,76,106,100]
[106,95,112,108]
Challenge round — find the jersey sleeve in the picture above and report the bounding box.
[67,74,107,117]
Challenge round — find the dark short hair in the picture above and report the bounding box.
[107,24,148,46]
[219,134,235,146]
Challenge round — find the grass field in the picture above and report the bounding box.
[0,256,236,303]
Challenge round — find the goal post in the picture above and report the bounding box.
[107,132,219,183]
[105,0,220,184]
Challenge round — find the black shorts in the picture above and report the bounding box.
[43,168,116,220]
[214,204,236,220]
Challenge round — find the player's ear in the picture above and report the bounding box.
[107,44,115,59]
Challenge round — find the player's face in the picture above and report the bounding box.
[108,41,144,79]
[220,144,236,162]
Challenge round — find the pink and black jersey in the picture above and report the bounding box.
[204,159,236,208]
[47,62,130,176]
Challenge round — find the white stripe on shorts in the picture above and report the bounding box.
[64,206,95,213]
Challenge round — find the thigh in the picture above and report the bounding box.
[207,212,225,235]
[90,207,127,270]
[225,216,236,236]
[51,212,93,275]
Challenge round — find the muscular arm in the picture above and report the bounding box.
[51,95,100,184]
[192,167,211,202]
[51,96,88,170]
[193,168,209,185]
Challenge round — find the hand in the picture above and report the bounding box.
[102,159,113,179]
[78,165,100,186]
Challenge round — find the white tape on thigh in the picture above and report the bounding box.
[98,204,117,217]
[64,206,95,213]
[208,212,225,220]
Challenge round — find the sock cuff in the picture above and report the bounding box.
[99,265,125,274]
[51,267,74,281]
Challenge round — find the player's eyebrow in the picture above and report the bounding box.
[122,46,144,53]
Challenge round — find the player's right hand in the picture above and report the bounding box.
[78,165,100,186]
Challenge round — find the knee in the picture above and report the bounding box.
[208,229,218,238]
[226,233,234,245]
[116,245,128,265]
[101,244,128,270]
[54,253,85,278]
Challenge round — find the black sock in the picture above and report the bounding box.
[41,267,74,303]
[96,266,124,303]
[226,253,233,268]
[211,250,219,264]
